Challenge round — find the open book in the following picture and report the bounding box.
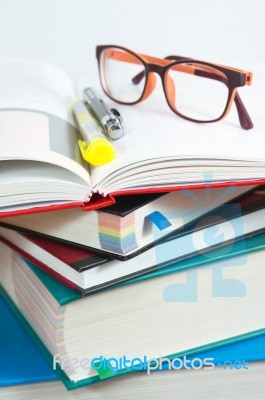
[0,59,265,216]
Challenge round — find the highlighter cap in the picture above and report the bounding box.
[78,138,115,166]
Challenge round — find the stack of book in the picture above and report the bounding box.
[0,60,265,399]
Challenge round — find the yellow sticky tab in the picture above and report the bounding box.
[78,139,115,166]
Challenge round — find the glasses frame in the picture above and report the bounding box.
[96,45,253,130]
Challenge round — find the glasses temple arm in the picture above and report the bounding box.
[165,56,253,130]
[232,90,253,130]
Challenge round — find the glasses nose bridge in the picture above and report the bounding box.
[145,63,173,104]
[147,63,165,80]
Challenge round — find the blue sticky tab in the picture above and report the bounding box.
[147,211,172,231]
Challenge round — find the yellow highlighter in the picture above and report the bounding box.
[72,99,115,166]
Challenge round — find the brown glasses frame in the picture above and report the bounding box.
[96,45,253,130]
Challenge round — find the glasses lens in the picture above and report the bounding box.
[99,47,146,103]
[165,63,229,121]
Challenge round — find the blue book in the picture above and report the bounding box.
[0,290,58,386]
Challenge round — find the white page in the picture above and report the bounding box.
[0,59,91,187]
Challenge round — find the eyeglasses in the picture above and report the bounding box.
[96,45,254,130]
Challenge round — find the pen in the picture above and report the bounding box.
[83,87,123,140]
[72,99,115,166]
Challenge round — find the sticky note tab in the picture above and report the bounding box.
[147,211,172,230]
[93,360,114,380]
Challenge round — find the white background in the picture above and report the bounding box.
[0,0,264,86]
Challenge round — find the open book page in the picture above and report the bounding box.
[90,73,265,194]
[0,59,92,188]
